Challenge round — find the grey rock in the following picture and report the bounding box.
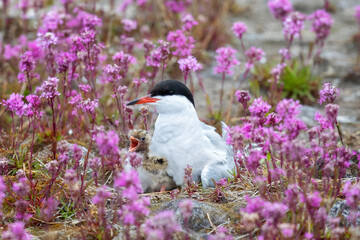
[329,200,360,227]
[299,105,318,127]
[155,199,228,233]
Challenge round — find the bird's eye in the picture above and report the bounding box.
[141,137,146,141]
[168,90,175,94]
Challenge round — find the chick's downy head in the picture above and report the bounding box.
[129,129,151,153]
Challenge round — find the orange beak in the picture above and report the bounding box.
[129,136,139,152]
[127,95,160,106]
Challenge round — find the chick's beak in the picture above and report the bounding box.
[127,95,160,106]
[129,136,139,152]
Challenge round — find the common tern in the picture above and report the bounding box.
[128,129,177,192]
[127,79,234,188]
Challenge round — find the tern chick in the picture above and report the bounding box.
[129,129,177,192]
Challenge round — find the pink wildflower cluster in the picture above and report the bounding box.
[114,170,150,228]
[318,82,340,104]
[282,11,306,40]
[214,47,240,76]
[143,210,181,238]
[165,0,192,13]
[309,9,333,45]
[146,40,170,68]
[356,6,360,26]
[40,77,60,100]
[232,22,247,40]
[95,130,120,156]
[234,90,251,109]
[181,14,198,31]
[268,0,293,20]
[2,222,31,240]
[178,55,202,83]
[122,19,137,32]
[245,46,265,70]
[1,93,25,117]
[18,51,39,86]
[167,29,195,57]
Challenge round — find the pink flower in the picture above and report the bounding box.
[64,169,78,184]
[79,98,99,116]
[232,22,247,39]
[122,19,137,32]
[343,181,360,209]
[112,51,136,77]
[282,11,306,40]
[13,177,29,197]
[126,152,143,169]
[246,150,264,172]
[19,51,35,73]
[95,130,119,156]
[356,6,360,25]
[249,97,271,119]
[114,170,143,200]
[92,186,112,205]
[1,93,25,116]
[36,32,58,47]
[143,210,181,238]
[165,0,191,13]
[133,78,148,89]
[178,55,202,83]
[1,222,31,240]
[271,63,286,82]
[279,48,290,60]
[301,191,322,211]
[318,82,340,104]
[0,176,6,217]
[262,202,288,224]
[114,170,141,190]
[41,197,58,221]
[214,47,240,76]
[181,14,198,31]
[309,9,333,45]
[89,157,101,171]
[243,196,265,213]
[104,64,122,84]
[40,77,60,100]
[179,199,193,219]
[40,10,64,33]
[4,44,21,60]
[268,0,293,20]
[80,27,96,45]
[79,84,92,93]
[167,30,195,57]
[276,98,301,120]
[245,46,265,70]
[56,52,76,74]
[234,90,251,109]
[325,104,339,125]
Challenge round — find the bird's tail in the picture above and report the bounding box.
[221,121,229,141]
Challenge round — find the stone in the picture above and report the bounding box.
[329,200,360,227]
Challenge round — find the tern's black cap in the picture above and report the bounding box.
[151,80,195,107]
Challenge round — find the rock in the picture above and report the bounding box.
[329,200,360,227]
[155,199,243,234]
[299,105,318,127]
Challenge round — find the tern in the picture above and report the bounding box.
[127,79,234,188]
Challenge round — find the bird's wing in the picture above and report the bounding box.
[200,122,227,153]
[200,121,235,167]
